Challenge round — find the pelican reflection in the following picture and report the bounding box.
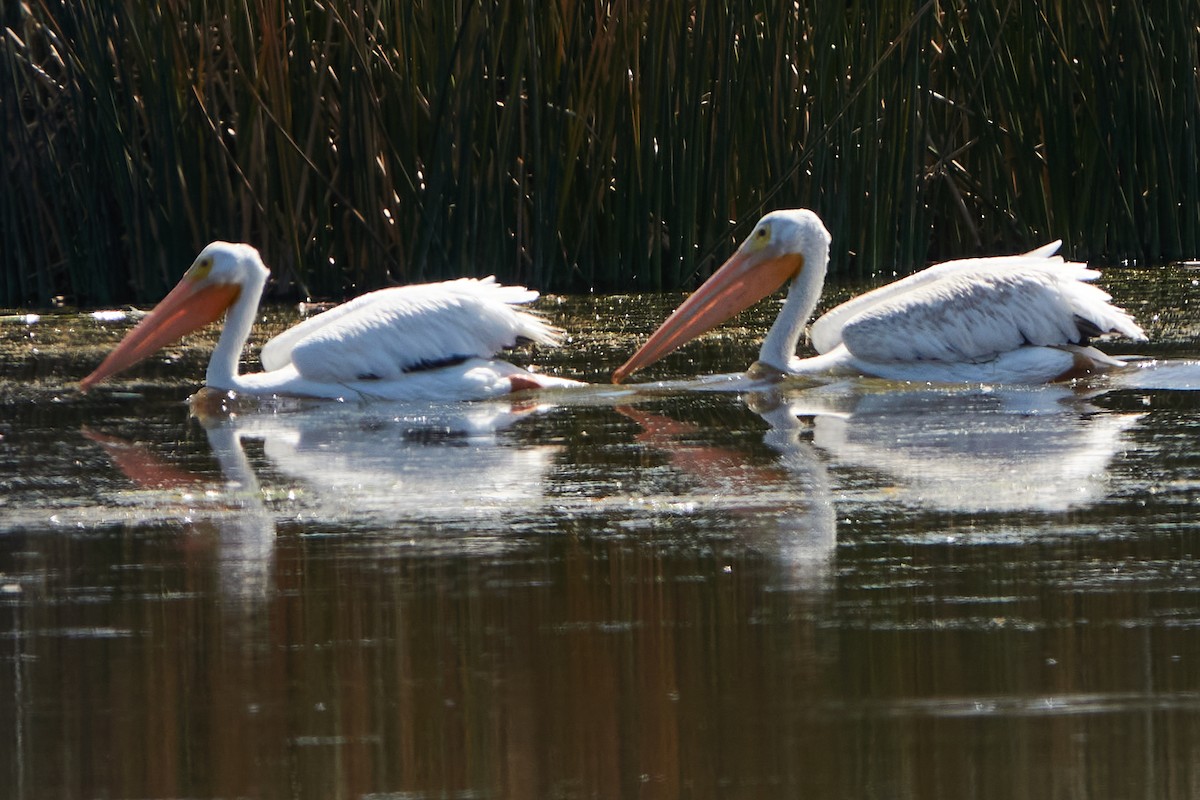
[617,403,837,590]
[745,381,1142,514]
[190,395,563,533]
[85,396,565,598]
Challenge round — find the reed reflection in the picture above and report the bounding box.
[24,380,1162,800]
[65,394,841,798]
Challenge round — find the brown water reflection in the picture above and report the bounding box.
[2,272,1200,799]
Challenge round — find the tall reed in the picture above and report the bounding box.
[4,1,1198,306]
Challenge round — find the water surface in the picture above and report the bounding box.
[2,269,1200,799]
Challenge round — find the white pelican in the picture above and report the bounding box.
[613,209,1146,385]
[80,241,581,401]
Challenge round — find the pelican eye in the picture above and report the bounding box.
[748,224,772,250]
[188,256,215,281]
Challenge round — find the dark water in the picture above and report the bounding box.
[2,269,1200,799]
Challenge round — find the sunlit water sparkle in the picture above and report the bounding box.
[2,270,1200,799]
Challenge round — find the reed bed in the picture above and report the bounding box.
[3,1,1198,306]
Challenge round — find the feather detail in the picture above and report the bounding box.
[259,277,561,383]
[811,248,1143,363]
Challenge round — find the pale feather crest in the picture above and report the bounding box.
[260,277,561,382]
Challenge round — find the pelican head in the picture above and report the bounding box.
[80,242,269,391]
[612,209,831,383]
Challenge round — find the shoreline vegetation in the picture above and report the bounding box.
[4,2,1198,306]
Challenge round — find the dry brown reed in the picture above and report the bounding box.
[3,2,1197,305]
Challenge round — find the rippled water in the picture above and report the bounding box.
[2,269,1200,799]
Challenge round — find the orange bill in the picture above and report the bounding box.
[80,279,241,391]
[611,249,803,383]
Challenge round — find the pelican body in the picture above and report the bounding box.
[613,209,1146,385]
[81,242,580,401]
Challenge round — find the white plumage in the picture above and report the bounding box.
[260,277,560,382]
[817,257,1142,363]
[614,209,1146,385]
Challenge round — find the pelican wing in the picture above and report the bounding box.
[834,263,1145,364]
[259,277,561,382]
[810,244,1072,354]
